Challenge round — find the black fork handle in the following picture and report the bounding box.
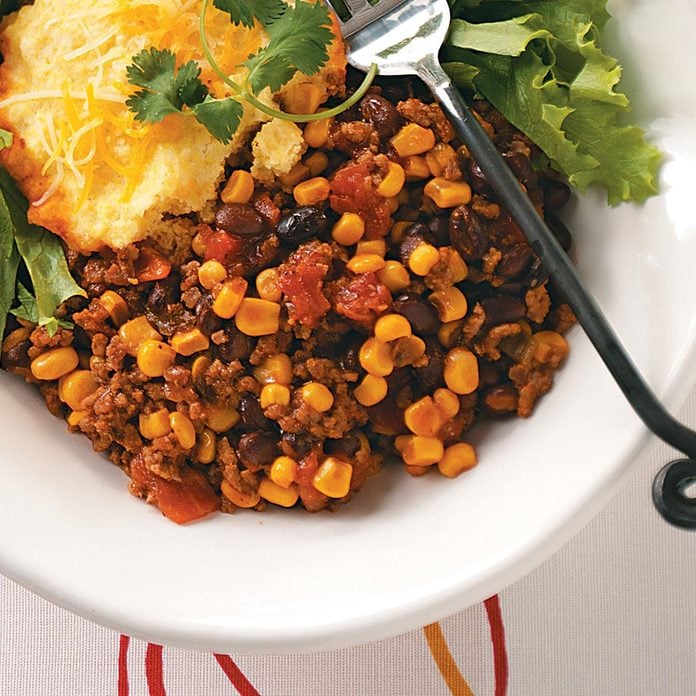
[416,57,696,527]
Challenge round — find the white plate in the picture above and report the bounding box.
[1,0,695,654]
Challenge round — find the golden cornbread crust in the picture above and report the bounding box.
[0,0,346,253]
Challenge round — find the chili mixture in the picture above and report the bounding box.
[0,79,575,523]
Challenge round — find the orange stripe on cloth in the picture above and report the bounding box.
[423,622,475,696]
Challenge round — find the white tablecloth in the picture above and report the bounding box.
[2,391,695,696]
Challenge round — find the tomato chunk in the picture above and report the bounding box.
[199,225,243,264]
[330,163,392,238]
[134,246,172,282]
[130,457,218,524]
[277,242,332,328]
[334,272,392,323]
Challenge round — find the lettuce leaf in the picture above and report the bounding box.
[444,0,662,205]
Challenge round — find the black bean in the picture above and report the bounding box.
[502,151,538,190]
[428,215,450,247]
[540,179,572,212]
[276,207,328,247]
[368,397,407,435]
[237,431,278,469]
[146,281,176,314]
[236,394,270,431]
[467,160,492,195]
[398,223,432,265]
[217,326,254,363]
[546,213,573,252]
[449,206,489,261]
[215,204,265,237]
[360,94,402,140]
[2,340,30,369]
[341,336,363,373]
[280,432,316,460]
[195,294,222,337]
[496,244,532,278]
[480,296,527,326]
[393,293,440,336]
[416,341,445,393]
[324,434,361,458]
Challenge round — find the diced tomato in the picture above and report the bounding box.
[130,457,218,524]
[134,246,172,282]
[200,225,243,264]
[295,449,321,486]
[277,242,332,328]
[330,163,392,238]
[334,272,392,323]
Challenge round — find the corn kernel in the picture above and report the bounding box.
[254,353,293,385]
[425,150,444,177]
[284,82,322,114]
[405,464,431,477]
[356,239,387,257]
[255,268,282,302]
[118,316,162,356]
[378,261,411,293]
[221,170,254,204]
[137,340,176,378]
[438,442,477,478]
[293,177,330,206]
[532,331,570,367]
[58,370,98,411]
[332,212,365,246]
[191,355,211,384]
[404,396,443,437]
[433,388,460,421]
[304,151,330,177]
[191,232,206,257]
[442,247,468,283]
[99,290,129,326]
[67,410,87,428]
[408,244,440,276]
[424,177,472,208]
[401,435,444,466]
[260,383,291,408]
[30,346,79,381]
[403,155,430,181]
[390,221,413,244]
[196,428,217,464]
[198,260,227,289]
[359,338,394,377]
[279,162,310,188]
[258,478,299,507]
[139,408,172,440]
[374,314,412,342]
[1,326,30,353]
[353,374,388,407]
[213,277,248,319]
[387,196,400,214]
[171,328,210,356]
[394,435,411,453]
[346,253,386,274]
[169,412,196,449]
[303,114,332,148]
[444,347,479,395]
[300,382,334,412]
[390,123,436,157]
[235,298,281,336]
[376,162,406,198]
[429,287,468,323]
[391,335,426,368]
[270,456,298,488]
[438,320,462,349]
[312,457,353,498]
[221,481,260,508]
[206,406,240,433]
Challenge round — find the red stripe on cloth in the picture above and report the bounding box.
[484,595,508,696]
[214,654,261,696]
[118,635,130,696]
[145,643,166,696]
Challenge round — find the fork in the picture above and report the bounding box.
[325,0,696,527]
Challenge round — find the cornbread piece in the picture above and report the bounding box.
[0,0,345,252]
[251,120,307,185]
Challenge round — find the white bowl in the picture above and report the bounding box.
[1,0,695,654]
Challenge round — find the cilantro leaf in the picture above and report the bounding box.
[245,0,333,94]
[0,170,86,333]
[0,189,18,340]
[213,0,286,28]
[126,49,208,123]
[193,97,244,145]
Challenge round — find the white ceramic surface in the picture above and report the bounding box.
[0,0,695,654]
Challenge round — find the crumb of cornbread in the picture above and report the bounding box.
[0,0,346,253]
[251,120,307,185]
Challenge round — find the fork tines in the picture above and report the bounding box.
[324,0,409,38]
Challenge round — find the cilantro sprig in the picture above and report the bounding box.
[125,0,377,145]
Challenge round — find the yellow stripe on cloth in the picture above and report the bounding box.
[423,622,475,696]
